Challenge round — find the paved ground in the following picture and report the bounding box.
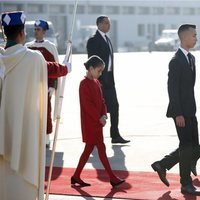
[46,52,200,200]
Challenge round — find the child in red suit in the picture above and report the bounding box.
[71,55,125,187]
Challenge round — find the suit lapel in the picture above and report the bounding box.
[96,30,113,53]
[176,49,196,84]
[176,49,188,67]
[96,31,108,45]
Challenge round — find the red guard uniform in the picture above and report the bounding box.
[47,62,67,78]
[26,40,63,134]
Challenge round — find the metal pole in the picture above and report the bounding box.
[45,1,78,199]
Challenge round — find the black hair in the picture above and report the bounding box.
[84,55,105,70]
[178,24,196,37]
[3,24,24,40]
[96,15,108,26]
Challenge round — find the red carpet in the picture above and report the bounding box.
[45,167,200,200]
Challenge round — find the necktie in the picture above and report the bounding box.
[187,53,194,71]
[105,35,112,53]
[105,34,109,44]
[105,34,113,71]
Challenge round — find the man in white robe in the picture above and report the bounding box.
[0,11,47,200]
[25,20,60,148]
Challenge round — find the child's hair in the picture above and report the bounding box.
[84,55,105,70]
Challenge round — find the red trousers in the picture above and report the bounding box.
[47,95,52,134]
[73,142,119,182]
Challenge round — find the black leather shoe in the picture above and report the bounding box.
[111,136,130,144]
[110,179,125,187]
[181,184,200,195]
[71,176,91,187]
[151,161,170,187]
[191,161,197,176]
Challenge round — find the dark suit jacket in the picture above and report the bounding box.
[86,30,114,88]
[166,48,196,118]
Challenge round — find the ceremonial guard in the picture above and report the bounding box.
[26,20,61,148]
[0,11,70,200]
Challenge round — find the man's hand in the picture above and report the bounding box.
[175,115,185,127]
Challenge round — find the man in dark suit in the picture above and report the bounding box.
[151,24,200,195]
[86,15,130,144]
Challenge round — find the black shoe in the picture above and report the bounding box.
[151,161,170,187]
[71,176,91,187]
[110,179,125,187]
[111,136,130,144]
[181,184,200,195]
[191,161,197,176]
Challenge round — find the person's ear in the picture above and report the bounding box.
[20,29,25,38]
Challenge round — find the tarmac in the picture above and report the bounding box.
[46,52,200,200]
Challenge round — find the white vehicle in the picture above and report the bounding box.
[154,29,179,51]
[73,25,96,53]
[25,21,58,47]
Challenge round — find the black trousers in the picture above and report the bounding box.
[160,116,200,186]
[102,72,120,139]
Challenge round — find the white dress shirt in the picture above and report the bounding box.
[98,29,112,71]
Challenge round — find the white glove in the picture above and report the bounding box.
[48,87,55,97]
[62,56,72,73]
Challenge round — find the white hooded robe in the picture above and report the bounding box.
[0,44,47,200]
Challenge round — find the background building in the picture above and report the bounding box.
[0,0,200,53]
